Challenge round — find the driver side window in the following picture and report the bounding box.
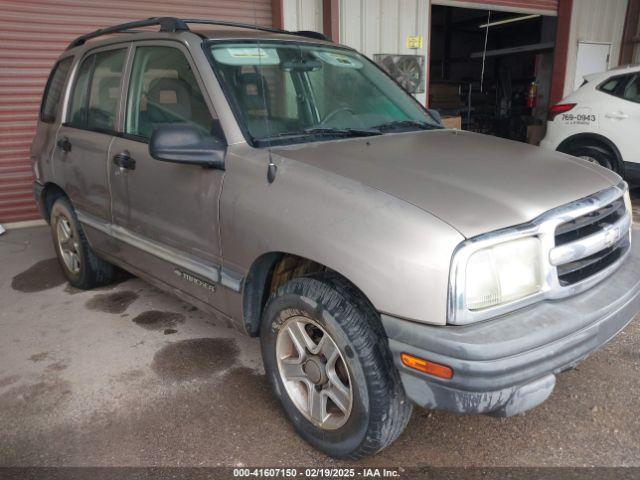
[126,45,222,141]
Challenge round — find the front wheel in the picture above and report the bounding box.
[260,273,412,459]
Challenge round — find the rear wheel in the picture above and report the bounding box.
[260,273,412,459]
[566,145,615,171]
[50,197,117,289]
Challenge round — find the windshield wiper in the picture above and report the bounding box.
[373,120,441,132]
[273,127,382,140]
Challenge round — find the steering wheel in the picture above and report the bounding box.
[319,106,356,126]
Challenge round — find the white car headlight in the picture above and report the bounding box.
[465,237,543,311]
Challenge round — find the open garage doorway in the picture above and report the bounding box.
[429,5,557,144]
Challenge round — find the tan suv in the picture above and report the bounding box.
[31,17,640,458]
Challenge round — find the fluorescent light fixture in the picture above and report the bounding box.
[479,14,540,29]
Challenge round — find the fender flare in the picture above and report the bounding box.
[39,182,68,223]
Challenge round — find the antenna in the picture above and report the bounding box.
[480,10,491,93]
[254,0,277,183]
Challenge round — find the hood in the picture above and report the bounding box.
[273,130,619,238]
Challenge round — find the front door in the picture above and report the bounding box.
[108,42,227,310]
[52,46,128,223]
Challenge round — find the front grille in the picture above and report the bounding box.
[555,198,625,246]
[557,241,627,285]
[554,197,630,286]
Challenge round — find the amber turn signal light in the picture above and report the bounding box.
[401,353,454,380]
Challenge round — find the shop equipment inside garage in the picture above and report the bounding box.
[429,5,557,144]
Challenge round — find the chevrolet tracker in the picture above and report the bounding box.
[31,17,640,459]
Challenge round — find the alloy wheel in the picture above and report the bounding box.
[56,215,81,274]
[276,315,353,430]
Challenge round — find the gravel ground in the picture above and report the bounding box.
[0,192,639,467]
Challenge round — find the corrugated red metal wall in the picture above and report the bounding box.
[0,0,273,223]
[441,0,559,14]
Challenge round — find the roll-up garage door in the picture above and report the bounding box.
[0,0,273,223]
[432,0,558,16]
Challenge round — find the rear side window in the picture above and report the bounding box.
[41,57,73,123]
[125,46,221,141]
[68,48,126,131]
[622,75,640,104]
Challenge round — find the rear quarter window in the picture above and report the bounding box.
[598,78,620,93]
[597,74,637,99]
[40,57,73,123]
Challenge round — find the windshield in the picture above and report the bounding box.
[208,41,441,146]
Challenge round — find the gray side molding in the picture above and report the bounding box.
[77,210,242,292]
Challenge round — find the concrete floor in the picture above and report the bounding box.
[1,208,640,467]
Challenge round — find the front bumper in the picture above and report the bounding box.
[383,227,640,417]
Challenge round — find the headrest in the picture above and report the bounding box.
[147,77,192,123]
[98,76,121,107]
[237,72,269,113]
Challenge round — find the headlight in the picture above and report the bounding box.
[465,237,542,311]
[449,235,545,325]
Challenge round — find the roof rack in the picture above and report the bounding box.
[66,17,331,50]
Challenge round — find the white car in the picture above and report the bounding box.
[541,64,640,183]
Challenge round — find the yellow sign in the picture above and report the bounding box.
[406,36,423,49]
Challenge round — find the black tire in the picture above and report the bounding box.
[567,145,616,172]
[260,272,412,459]
[50,197,117,289]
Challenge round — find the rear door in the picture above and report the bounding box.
[52,45,129,223]
[599,73,640,164]
[108,41,228,310]
[31,56,74,189]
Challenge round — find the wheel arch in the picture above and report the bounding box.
[241,251,375,337]
[556,133,624,173]
[39,182,69,223]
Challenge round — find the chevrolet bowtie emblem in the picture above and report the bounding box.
[603,225,620,248]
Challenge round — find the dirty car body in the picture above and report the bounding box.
[31,18,640,458]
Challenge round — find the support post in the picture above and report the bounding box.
[620,0,640,65]
[323,0,340,42]
[549,0,573,106]
[272,0,284,29]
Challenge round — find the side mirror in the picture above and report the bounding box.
[149,124,225,169]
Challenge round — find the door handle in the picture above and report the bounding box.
[113,151,136,170]
[56,137,72,152]
[605,112,629,120]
